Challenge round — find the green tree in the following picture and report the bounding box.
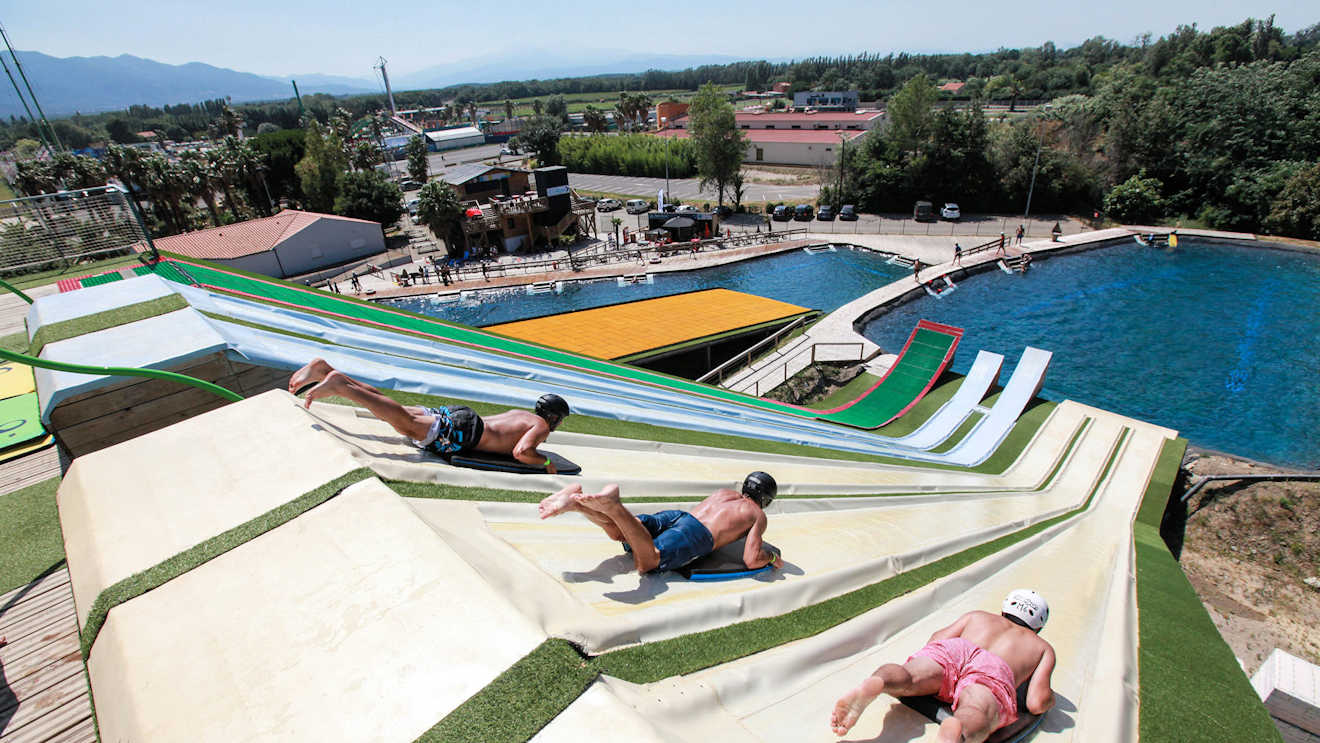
[334,170,404,226]
[1103,173,1166,223]
[504,100,515,122]
[106,118,140,144]
[886,74,938,155]
[1263,161,1320,239]
[406,135,429,184]
[582,105,608,133]
[416,180,466,257]
[250,128,306,206]
[520,115,564,166]
[545,95,569,124]
[296,120,349,213]
[687,83,745,207]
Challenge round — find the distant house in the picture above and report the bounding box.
[439,164,532,202]
[771,82,791,94]
[145,210,385,279]
[424,126,486,151]
[939,81,967,94]
[656,127,866,167]
[792,91,859,111]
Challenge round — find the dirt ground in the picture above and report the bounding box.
[1178,448,1320,675]
[741,165,822,186]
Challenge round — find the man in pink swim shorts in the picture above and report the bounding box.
[831,590,1056,743]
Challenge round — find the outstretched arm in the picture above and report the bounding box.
[742,510,782,569]
[512,421,556,473]
[927,613,972,644]
[1026,646,1056,715]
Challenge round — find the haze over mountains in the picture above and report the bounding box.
[1,49,747,119]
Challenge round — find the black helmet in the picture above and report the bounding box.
[742,471,777,508]
[535,394,570,426]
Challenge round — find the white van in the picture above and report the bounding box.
[625,199,652,214]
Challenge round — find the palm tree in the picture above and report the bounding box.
[180,150,222,226]
[208,146,244,222]
[583,105,607,134]
[467,102,478,125]
[213,103,245,139]
[225,137,273,216]
[504,99,515,122]
[614,93,632,132]
[531,99,544,116]
[416,180,466,258]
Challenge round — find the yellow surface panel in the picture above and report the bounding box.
[0,360,36,399]
[487,289,810,360]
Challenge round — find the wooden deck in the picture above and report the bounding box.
[0,568,94,742]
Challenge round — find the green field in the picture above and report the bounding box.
[481,85,743,118]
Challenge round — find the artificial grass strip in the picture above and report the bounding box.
[0,475,66,595]
[1,330,27,354]
[414,639,597,743]
[79,467,374,656]
[809,371,882,411]
[1134,523,1281,742]
[595,432,1123,682]
[1135,436,1187,529]
[28,294,188,356]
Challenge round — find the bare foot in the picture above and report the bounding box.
[300,370,349,409]
[573,489,623,513]
[831,685,880,736]
[289,358,333,396]
[538,484,583,519]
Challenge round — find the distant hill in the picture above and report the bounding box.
[393,49,747,91]
[0,51,376,118]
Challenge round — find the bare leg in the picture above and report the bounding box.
[830,657,943,736]
[539,485,625,541]
[289,358,334,395]
[575,487,660,572]
[301,370,432,441]
[938,685,998,743]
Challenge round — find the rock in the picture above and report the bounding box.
[1305,576,1320,590]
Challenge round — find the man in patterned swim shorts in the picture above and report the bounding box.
[831,590,1056,743]
[289,358,570,473]
[537,472,783,575]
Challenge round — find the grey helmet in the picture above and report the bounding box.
[742,471,777,508]
[535,394,570,428]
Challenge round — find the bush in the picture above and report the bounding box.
[558,134,696,179]
[1103,173,1166,224]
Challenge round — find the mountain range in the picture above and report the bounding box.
[1,49,750,120]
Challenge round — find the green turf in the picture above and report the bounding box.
[414,640,597,743]
[0,476,66,595]
[1134,524,1281,741]
[1135,436,1187,528]
[1,331,27,354]
[27,294,189,356]
[79,271,124,287]
[5,254,145,291]
[79,467,375,656]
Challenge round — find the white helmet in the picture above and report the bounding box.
[1002,589,1049,632]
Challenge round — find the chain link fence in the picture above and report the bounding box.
[0,185,156,277]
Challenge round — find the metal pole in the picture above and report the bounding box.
[1023,106,1050,220]
[0,53,51,156]
[664,136,670,204]
[0,23,60,151]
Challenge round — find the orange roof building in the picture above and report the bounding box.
[147,210,386,279]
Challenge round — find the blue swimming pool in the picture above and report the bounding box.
[861,239,1320,468]
[385,247,909,327]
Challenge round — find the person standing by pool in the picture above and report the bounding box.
[953,243,963,265]
[1015,225,1025,245]
[913,259,923,283]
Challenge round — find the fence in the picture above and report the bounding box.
[0,184,156,276]
[744,340,867,397]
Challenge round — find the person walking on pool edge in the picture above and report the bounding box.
[831,590,1056,743]
[289,358,571,473]
[538,472,783,575]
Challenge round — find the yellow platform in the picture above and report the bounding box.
[486,289,813,360]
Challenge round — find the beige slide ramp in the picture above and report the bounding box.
[88,478,547,743]
[306,399,1095,498]
[405,412,1130,653]
[58,390,363,628]
[535,422,1169,741]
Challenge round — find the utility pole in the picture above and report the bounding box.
[836,132,846,208]
[375,57,397,116]
[0,23,60,152]
[664,135,670,204]
[291,80,306,121]
[1023,105,1051,220]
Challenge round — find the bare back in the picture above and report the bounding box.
[689,488,762,549]
[475,409,550,457]
[944,611,1052,686]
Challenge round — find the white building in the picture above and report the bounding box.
[656,128,867,167]
[425,126,486,152]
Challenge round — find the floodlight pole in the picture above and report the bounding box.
[1023,105,1051,221]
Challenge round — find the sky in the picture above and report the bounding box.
[2,0,1316,79]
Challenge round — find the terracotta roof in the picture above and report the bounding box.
[670,110,883,127]
[655,129,866,144]
[939,82,966,93]
[149,210,378,260]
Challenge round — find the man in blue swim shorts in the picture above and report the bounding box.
[290,358,570,472]
[537,472,783,574]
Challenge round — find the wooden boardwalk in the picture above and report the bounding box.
[0,568,94,742]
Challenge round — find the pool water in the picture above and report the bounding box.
[385,247,909,326]
[861,240,1320,468]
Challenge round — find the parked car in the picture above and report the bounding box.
[794,204,814,221]
[661,203,678,213]
[913,200,936,221]
[406,198,420,215]
[712,204,733,217]
[499,145,520,155]
[941,202,961,220]
[816,204,836,221]
[400,180,422,191]
[772,204,794,221]
[625,199,652,214]
[596,198,622,211]
[838,204,858,221]
[676,204,699,213]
